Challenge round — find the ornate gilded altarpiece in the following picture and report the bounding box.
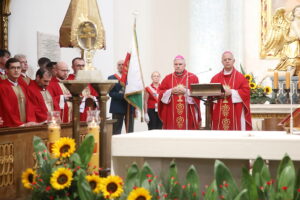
[260,0,300,59]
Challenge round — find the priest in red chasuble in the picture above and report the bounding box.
[67,57,98,121]
[0,58,36,127]
[47,61,72,123]
[210,51,252,130]
[158,55,201,130]
[27,68,56,123]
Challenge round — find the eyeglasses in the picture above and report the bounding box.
[58,69,70,72]
[75,64,85,67]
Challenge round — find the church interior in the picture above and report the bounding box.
[1,0,300,199]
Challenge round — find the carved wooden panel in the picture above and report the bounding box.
[0,143,14,187]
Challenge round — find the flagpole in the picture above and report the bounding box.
[132,10,145,122]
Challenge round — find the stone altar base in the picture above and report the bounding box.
[112,130,300,186]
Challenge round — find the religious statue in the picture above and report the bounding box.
[263,5,300,75]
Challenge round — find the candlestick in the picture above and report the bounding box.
[274,71,278,89]
[286,71,290,89]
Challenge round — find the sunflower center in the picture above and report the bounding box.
[57,174,68,185]
[107,182,118,193]
[28,174,34,183]
[89,180,97,190]
[136,196,146,200]
[60,145,70,154]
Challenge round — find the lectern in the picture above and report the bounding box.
[190,83,225,130]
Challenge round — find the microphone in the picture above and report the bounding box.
[196,68,212,74]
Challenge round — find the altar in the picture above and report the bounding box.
[111,130,300,186]
[251,104,300,131]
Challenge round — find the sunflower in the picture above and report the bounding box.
[86,174,102,193]
[100,175,124,199]
[21,168,36,189]
[249,82,257,89]
[264,86,272,94]
[244,74,253,82]
[50,168,73,190]
[127,187,152,200]
[52,137,76,158]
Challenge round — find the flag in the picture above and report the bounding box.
[121,20,144,111]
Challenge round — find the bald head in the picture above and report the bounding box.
[117,60,124,74]
[221,51,235,72]
[55,61,69,80]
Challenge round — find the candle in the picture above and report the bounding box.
[286,71,290,89]
[298,71,300,89]
[88,125,100,172]
[48,124,61,154]
[274,71,278,89]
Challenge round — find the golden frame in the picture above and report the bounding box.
[0,0,10,50]
[260,0,300,59]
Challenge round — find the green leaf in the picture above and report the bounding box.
[33,136,51,167]
[70,153,82,167]
[76,134,95,167]
[252,156,264,176]
[277,166,295,200]
[124,163,139,193]
[240,64,246,75]
[139,162,154,186]
[294,169,300,200]
[233,189,247,200]
[77,170,94,200]
[182,165,200,200]
[166,160,181,199]
[203,181,218,200]
[241,167,258,200]
[277,154,293,181]
[214,160,239,199]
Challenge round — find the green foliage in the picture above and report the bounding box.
[76,134,95,167]
[26,135,97,200]
[181,165,200,200]
[27,139,300,200]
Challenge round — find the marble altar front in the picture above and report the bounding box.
[111,130,300,185]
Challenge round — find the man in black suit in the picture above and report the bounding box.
[108,60,134,134]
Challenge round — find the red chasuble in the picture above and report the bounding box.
[47,77,70,123]
[210,68,252,130]
[0,79,36,127]
[27,81,57,123]
[158,70,201,130]
[67,74,99,121]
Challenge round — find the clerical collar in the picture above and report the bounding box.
[8,78,18,86]
[0,68,5,74]
[223,69,233,75]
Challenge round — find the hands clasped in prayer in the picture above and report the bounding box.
[171,85,187,95]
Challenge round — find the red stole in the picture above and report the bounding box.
[211,68,252,130]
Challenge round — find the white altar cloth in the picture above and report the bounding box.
[112,130,299,160]
[111,130,300,183]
